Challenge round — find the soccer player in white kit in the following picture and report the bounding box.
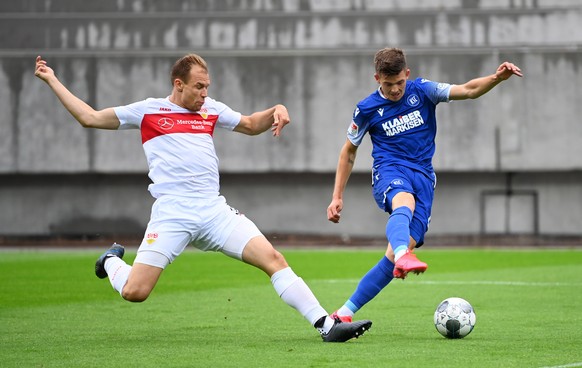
[34,54,371,342]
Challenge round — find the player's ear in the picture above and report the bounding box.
[405,69,410,78]
[174,79,184,92]
[374,73,380,83]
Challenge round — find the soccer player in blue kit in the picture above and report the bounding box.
[327,48,522,322]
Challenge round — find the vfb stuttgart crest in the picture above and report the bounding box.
[158,117,175,130]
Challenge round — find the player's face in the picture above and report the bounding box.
[376,69,410,102]
[176,65,210,111]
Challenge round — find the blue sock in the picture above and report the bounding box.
[386,206,413,255]
[346,256,395,313]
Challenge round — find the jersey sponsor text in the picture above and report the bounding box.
[141,113,218,143]
[381,110,424,137]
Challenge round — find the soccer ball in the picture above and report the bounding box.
[434,297,476,339]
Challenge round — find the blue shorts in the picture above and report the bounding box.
[372,165,436,246]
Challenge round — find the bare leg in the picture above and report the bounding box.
[120,263,164,302]
[241,235,288,276]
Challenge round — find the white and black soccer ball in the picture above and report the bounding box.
[434,297,476,339]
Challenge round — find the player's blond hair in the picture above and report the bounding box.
[170,54,208,85]
[374,48,407,76]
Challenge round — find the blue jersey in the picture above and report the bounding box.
[347,77,451,177]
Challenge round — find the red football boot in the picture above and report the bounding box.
[330,311,353,323]
[393,250,427,279]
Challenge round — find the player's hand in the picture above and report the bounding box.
[327,198,343,223]
[34,56,56,83]
[496,62,523,80]
[271,104,290,137]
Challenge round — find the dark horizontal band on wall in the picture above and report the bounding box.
[0,7,571,20]
[2,45,582,58]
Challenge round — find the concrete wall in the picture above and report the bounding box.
[2,171,582,238]
[1,0,581,238]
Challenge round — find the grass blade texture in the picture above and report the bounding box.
[1,247,581,368]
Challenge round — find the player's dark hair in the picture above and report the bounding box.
[374,48,407,76]
[170,54,208,85]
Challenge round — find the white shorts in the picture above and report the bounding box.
[133,194,262,269]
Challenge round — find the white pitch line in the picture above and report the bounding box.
[414,280,581,287]
[319,279,582,287]
[540,362,582,368]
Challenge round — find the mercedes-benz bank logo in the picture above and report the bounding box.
[158,117,175,130]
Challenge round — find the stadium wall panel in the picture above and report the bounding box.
[0,172,580,237]
[1,2,581,238]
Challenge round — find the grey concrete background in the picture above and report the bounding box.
[1,0,581,241]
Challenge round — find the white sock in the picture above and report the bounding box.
[320,316,336,334]
[337,305,354,318]
[394,247,408,262]
[271,267,328,328]
[104,257,131,295]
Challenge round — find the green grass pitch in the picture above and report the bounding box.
[1,247,581,367]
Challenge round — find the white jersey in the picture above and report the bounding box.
[114,97,242,198]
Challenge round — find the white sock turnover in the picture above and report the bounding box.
[104,257,131,295]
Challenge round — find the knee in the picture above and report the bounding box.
[262,249,289,276]
[121,284,151,303]
[270,249,288,268]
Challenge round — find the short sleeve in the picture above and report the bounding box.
[211,98,242,131]
[417,78,451,105]
[347,106,370,146]
[113,100,149,130]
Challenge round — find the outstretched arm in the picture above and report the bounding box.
[327,139,358,223]
[233,104,290,137]
[35,56,120,130]
[449,61,523,101]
